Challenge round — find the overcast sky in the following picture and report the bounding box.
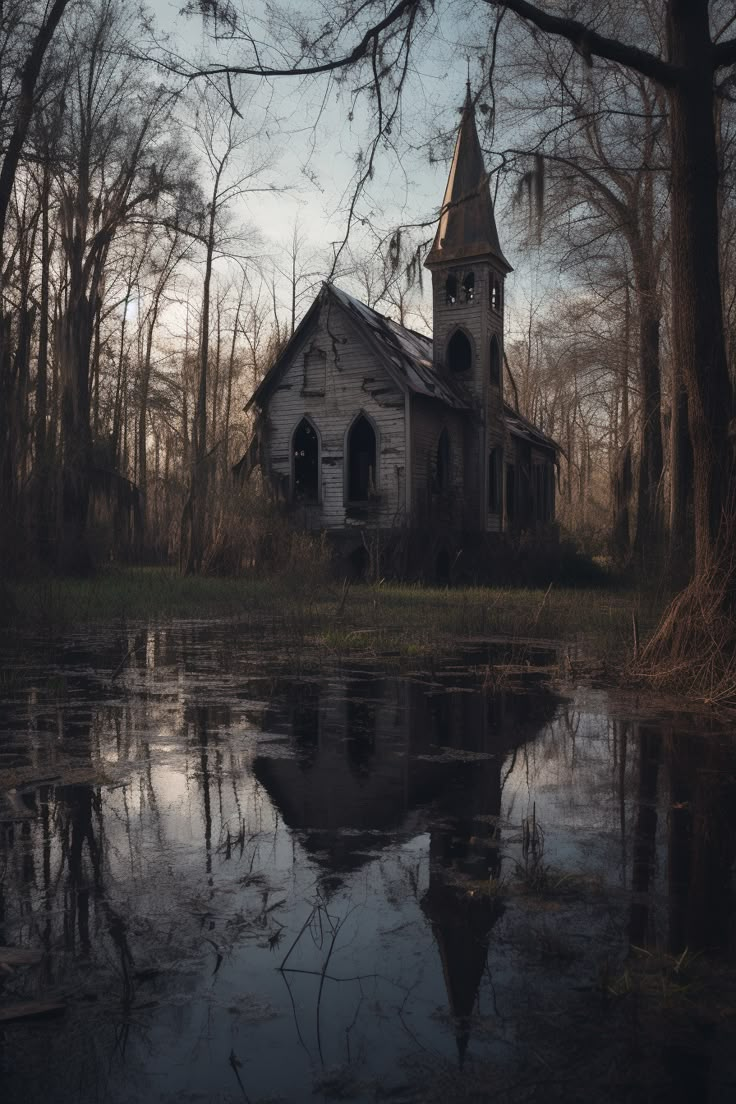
[144,0,555,336]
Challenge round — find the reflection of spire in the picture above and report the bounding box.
[254,674,558,1062]
[421,725,508,1065]
[422,864,502,1064]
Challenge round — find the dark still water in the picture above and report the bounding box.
[1,622,736,1103]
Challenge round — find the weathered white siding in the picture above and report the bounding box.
[264,304,407,530]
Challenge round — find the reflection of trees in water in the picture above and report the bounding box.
[625,722,736,956]
[628,725,661,948]
[0,644,267,1100]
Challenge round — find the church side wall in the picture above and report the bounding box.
[409,397,465,532]
[264,308,407,530]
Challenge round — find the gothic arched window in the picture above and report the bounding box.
[447,330,472,374]
[445,274,458,305]
[490,334,501,386]
[292,418,320,503]
[347,414,377,501]
[463,272,475,302]
[491,278,502,312]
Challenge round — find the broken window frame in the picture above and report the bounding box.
[291,416,321,504]
[345,412,379,504]
[447,328,473,374]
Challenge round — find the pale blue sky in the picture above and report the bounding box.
[145,0,557,337]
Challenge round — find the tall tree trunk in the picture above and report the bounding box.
[182,188,219,574]
[667,0,733,579]
[137,298,163,555]
[35,166,52,562]
[668,355,693,576]
[58,288,94,574]
[632,254,664,567]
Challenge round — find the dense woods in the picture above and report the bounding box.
[1,0,735,613]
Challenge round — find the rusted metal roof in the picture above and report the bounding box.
[246,282,558,453]
[502,404,559,453]
[328,284,472,410]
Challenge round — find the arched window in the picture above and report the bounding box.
[491,278,502,312]
[435,428,450,491]
[490,335,501,386]
[347,414,377,502]
[292,418,320,502]
[463,271,475,302]
[445,274,458,305]
[447,330,472,374]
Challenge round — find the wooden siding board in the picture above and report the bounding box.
[265,307,407,529]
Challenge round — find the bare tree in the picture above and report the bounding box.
[179,84,273,574]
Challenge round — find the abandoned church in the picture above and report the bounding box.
[240,91,559,579]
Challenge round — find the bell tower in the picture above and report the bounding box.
[425,86,512,531]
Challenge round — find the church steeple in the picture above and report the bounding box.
[426,87,511,534]
[425,87,511,271]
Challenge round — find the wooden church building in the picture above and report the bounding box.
[241,90,558,578]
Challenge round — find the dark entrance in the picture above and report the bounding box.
[293,418,319,502]
[347,415,376,501]
[447,330,472,374]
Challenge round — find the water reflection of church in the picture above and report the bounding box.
[253,673,559,1058]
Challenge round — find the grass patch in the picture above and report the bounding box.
[2,567,664,670]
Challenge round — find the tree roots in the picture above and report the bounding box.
[637,552,736,708]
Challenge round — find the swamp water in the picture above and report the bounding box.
[1,621,736,1103]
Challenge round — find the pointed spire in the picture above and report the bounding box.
[426,89,511,271]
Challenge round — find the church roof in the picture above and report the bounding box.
[246,282,472,413]
[328,284,471,409]
[246,283,558,453]
[425,88,512,272]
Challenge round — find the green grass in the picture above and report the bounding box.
[2,567,664,668]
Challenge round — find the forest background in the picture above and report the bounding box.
[0,0,734,602]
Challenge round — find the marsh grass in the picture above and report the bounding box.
[3,568,662,669]
[604,946,702,1009]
